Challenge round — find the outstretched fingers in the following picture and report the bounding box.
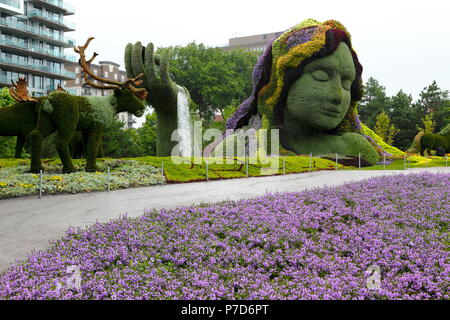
[124,43,136,78]
[144,43,158,83]
[131,42,146,77]
[159,50,172,86]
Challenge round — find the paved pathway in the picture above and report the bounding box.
[0,167,448,272]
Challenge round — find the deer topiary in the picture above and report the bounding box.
[0,78,39,158]
[28,37,148,173]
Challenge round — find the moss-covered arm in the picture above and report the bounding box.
[125,42,180,156]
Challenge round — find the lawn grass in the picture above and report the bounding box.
[0,154,448,199]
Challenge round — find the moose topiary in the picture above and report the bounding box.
[27,37,148,173]
[0,80,39,158]
[0,82,75,158]
[419,132,450,157]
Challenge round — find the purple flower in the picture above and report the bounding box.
[0,173,448,300]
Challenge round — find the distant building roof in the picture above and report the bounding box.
[99,61,120,68]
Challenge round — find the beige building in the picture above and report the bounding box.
[64,61,135,128]
[221,31,281,52]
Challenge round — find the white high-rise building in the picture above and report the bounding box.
[0,0,76,97]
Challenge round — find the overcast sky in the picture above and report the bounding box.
[69,0,450,100]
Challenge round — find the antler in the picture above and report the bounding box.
[74,37,148,100]
[56,83,67,93]
[9,77,38,102]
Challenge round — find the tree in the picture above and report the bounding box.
[136,112,157,156]
[374,111,399,145]
[0,88,16,158]
[387,90,418,150]
[158,43,258,123]
[413,80,449,132]
[102,119,138,158]
[358,77,390,128]
[416,113,436,134]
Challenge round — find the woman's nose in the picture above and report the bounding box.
[329,78,343,105]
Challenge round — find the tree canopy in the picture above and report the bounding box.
[157,43,259,123]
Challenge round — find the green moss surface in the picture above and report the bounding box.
[361,124,406,156]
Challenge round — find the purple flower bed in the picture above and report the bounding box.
[1,173,449,300]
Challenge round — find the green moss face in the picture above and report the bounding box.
[284,42,356,132]
[114,88,146,117]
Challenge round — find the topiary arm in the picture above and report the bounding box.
[125,42,178,113]
[125,42,181,156]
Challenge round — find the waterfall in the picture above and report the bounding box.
[176,85,193,157]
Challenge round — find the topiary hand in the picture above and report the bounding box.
[125,42,179,156]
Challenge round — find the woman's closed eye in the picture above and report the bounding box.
[341,78,352,90]
[311,69,330,82]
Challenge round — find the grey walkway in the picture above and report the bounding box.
[0,167,449,272]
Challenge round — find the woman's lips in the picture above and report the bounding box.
[321,108,342,116]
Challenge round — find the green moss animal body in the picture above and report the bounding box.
[27,37,148,173]
[0,101,39,158]
[30,90,145,173]
[419,133,450,156]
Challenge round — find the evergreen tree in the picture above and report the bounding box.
[387,90,418,150]
[358,77,390,128]
[413,80,449,132]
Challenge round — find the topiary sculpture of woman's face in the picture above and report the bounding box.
[284,42,356,133]
[214,19,380,164]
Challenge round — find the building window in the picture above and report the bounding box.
[104,71,108,78]
[75,77,79,84]
[114,74,118,80]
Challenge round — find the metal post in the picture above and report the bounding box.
[206,161,209,182]
[161,162,164,185]
[404,156,407,170]
[383,154,386,170]
[446,155,448,167]
[107,167,110,192]
[336,154,338,170]
[283,158,286,176]
[246,157,249,177]
[309,153,312,172]
[358,153,361,169]
[39,170,42,199]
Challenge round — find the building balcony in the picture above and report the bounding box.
[0,54,76,80]
[0,18,76,48]
[0,74,14,86]
[0,75,74,95]
[0,0,20,8]
[0,0,24,15]
[27,9,75,32]
[0,38,77,63]
[28,0,75,16]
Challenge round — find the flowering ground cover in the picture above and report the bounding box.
[0,172,448,300]
[0,159,164,199]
